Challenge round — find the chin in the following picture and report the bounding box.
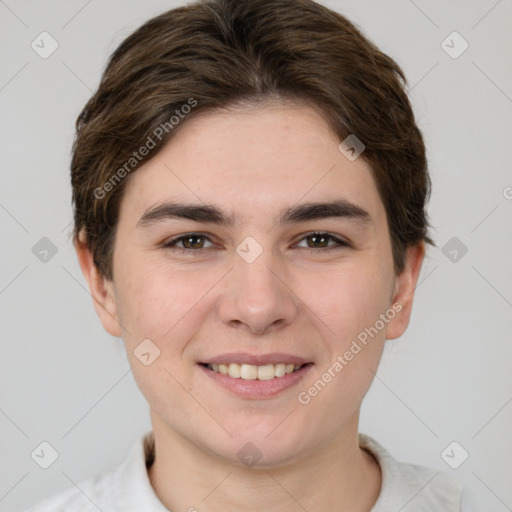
[207,427,310,469]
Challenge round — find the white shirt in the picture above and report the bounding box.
[24,431,465,511]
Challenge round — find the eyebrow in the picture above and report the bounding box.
[137,199,372,228]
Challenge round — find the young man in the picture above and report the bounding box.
[26,0,465,510]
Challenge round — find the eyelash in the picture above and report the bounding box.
[161,231,350,254]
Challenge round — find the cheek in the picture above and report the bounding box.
[113,258,223,361]
[113,259,191,346]
[312,261,395,344]
[113,264,201,407]
[296,264,393,421]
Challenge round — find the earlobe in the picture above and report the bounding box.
[386,242,425,340]
[74,231,123,338]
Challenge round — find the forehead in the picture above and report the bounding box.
[120,102,386,226]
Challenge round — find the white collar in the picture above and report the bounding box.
[97,430,462,511]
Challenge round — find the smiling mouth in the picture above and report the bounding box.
[200,362,312,380]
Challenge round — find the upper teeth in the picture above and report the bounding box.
[207,363,303,380]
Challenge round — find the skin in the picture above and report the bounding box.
[76,99,424,512]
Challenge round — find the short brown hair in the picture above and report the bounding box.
[71,0,433,280]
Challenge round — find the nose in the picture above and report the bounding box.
[217,246,299,335]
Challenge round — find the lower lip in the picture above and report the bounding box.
[198,363,314,399]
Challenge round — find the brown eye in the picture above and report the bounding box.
[162,233,214,251]
[181,235,205,249]
[296,232,349,250]
[306,233,329,248]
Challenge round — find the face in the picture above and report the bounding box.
[80,101,423,467]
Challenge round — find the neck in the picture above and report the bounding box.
[147,413,381,512]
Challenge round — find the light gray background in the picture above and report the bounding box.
[1,0,511,510]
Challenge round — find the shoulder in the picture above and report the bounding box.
[359,433,464,512]
[23,461,124,512]
[23,431,160,512]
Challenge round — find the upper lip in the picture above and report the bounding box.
[200,353,312,366]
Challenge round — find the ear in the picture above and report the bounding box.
[74,231,123,338]
[386,242,425,340]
